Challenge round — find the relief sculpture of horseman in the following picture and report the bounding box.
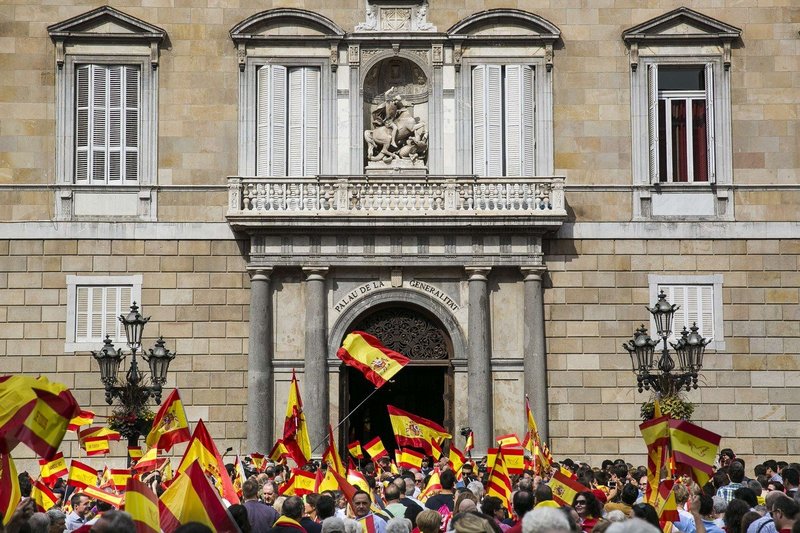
[364,90,428,169]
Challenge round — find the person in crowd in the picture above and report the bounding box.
[28,512,50,533]
[352,490,388,533]
[764,462,783,484]
[301,494,322,533]
[243,477,279,532]
[46,508,66,533]
[571,491,602,532]
[675,494,725,533]
[718,462,747,503]
[771,496,799,533]
[782,469,799,500]
[742,511,764,533]
[606,518,660,533]
[467,481,485,506]
[426,470,456,512]
[533,484,557,510]
[415,509,441,533]
[482,496,510,532]
[747,490,786,533]
[734,488,759,510]
[506,491,534,533]
[316,494,337,522]
[89,509,137,533]
[399,476,424,523]
[631,503,660,530]
[321,516,345,533]
[65,493,92,531]
[270,496,309,533]
[452,512,496,533]
[521,507,572,533]
[604,484,637,517]
[230,504,254,533]
[382,483,409,520]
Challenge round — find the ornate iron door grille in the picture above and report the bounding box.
[353,307,451,362]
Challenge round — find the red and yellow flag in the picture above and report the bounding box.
[31,479,58,512]
[82,436,111,456]
[549,469,589,507]
[176,419,240,505]
[269,439,290,462]
[78,426,121,442]
[640,414,670,505]
[283,370,312,467]
[67,459,98,490]
[388,405,451,454]
[448,445,466,475]
[1,452,20,526]
[525,397,552,475]
[501,446,525,476]
[279,468,317,496]
[39,452,68,484]
[668,419,721,487]
[363,436,388,460]
[336,331,410,388]
[132,448,160,472]
[328,466,358,506]
[250,452,266,472]
[124,477,160,533]
[398,448,424,470]
[323,426,346,475]
[486,450,512,512]
[145,388,191,452]
[496,434,521,447]
[68,409,95,432]
[430,439,443,460]
[314,468,339,493]
[347,461,369,493]
[83,485,124,508]
[347,441,364,459]
[464,431,474,454]
[418,468,441,503]
[110,469,131,490]
[232,456,246,498]
[653,479,680,526]
[129,446,143,462]
[0,375,81,459]
[159,460,239,533]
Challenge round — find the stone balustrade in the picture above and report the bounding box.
[227,175,566,218]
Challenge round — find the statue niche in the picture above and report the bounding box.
[363,57,429,175]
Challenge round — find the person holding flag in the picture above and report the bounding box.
[424,469,456,512]
[352,490,388,533]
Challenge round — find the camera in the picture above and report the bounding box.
[460,427,472,438]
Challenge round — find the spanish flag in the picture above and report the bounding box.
[486,450,512,512]
[159,460,239,532]
[68,409,95,432]
[398,448,424,470]
[328,466,358,506]
[269,439,290,462]
[83,485,124,508]
[0,375,81,459]
[418,468,441,503]
[501,446,525,476]
[279,468,317,496]
[176,419,240,505]
[67,459,98,490]
[250,452,266,472]
[363,436,388,461]
[388,405,451,454]
[128,446,143,462]
[525,397,552,475]
[496,433,521,447]
[448,445,466,474]
[315,467,339,493]
[668,419,721,487]
[348,441,364,459]
[31,479,58,512]
[132,447,160,472]
[652,479,680,526]
[39,452,68,484]
[323,425,346,475]
[347,461,370,493]
[82,436,111,456]
[1,452,20,526]
[283,370,312,467]
[464,430,474,454]
[145,388,191,452]
[124,478,160,533]
[79,426,121,442]
[549,468,589,507]
[336,331,410,388]
[110,469,131,490]
[232,456,246,498]
[430,439,443,460]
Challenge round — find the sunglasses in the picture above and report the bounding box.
[575,500,587,505]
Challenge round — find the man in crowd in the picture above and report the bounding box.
[717,461,746,503]
[302,494,322,533]
[782,468,799,499]
[269,496,308,533]
[771,495,798,533]
[243,477,279,532]
[605,484,638,517]
[506,490,534,533]
[353,490,388,533]
[65,493,91,531]
[425,469,455,512]
[675,494,725,533]
[746,490,785,533]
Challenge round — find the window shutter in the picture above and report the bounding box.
[108,66,123,183]
[647,64,659,183]
[521,65,535,176]
[485,65,504,176]
[303,68,320,176]
[504,65,522,177]
[75,65,91,184]
[287,68,305,176]
[124,66,140,183]
[698,285,714,339]
[471,66,486,176]
[91,65,108,184]
[76,286,89,340]
[90,286,104,339]
[270,65,288,177]
[256,65,272,176]
[704,63,716,183]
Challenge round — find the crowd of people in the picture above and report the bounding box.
[3,449,800,533]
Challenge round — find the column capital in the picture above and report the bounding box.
[520,266,546,281]
[465,266,491,281]
[247,267,272,281]
[302,266,329,280]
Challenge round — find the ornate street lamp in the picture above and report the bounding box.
[622,291,711,396]
[91,302,176,456]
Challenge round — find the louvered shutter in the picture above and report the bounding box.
[91,65,108,184]
[256,65,272,176]
[504,65,522,177]
[288,68,305,176]
[521,66,535,176]
[90,287,104,340]
[697,285,714,339]
[704,63,716,183]
[75,66,91,183]
[76,286,90,340]
[303,68,320,176]
[108,66,123,183]
[270,65,288,177]
[647,64,659,183]
[485,65,504,176]
[471,66,486,176]
[124,66,140,182]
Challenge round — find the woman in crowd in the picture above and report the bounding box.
[572,492,603,532]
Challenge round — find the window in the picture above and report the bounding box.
[65,275,142,351]
[256,65,320,176]
[648,274,724,350]
[75,64,140,184]
[471,65,535,177]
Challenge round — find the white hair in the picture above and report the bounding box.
[606,510,627,522]
[467,481,485,500]
[606,518,661,533]
[343,518,362,533]
[323,517,346,533]
[387,517,412,533]
[521,507,571,533]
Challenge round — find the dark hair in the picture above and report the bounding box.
[729,461,745,483]
[572,491,603,519]
[18,472,32,498]
[764,460,778,472]
[611,464,628,482]
[754,465,767,477]
[534,483,553,504]
[482,496,504,517]
[229,504,252,533]
[782,468,799,487]
[440,469,456,490]
[741,511,762,533]
[769,482,785,492]
[70,493,86,507]
[713,470,729,489]
[242,478,259,499]
[384,483,401,501]
[96,500,113,512]
[733,487,758,508]
[601,460,614,471]
[353,490,371,502]
[558,506,580,533]
[316,494,336,520]
[632,503,660,529]
[175,523,214,533]
[723,499,750,533]
[306,493,320,507]
[698,494,714,516]
[773,496,800,519]
[620,483,639,506]
[282,496,305,520]
[512,490,534,517]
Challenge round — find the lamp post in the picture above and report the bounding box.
[91,302,176,460]
[622,290,711,396]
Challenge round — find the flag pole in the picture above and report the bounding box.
[310,384,383,455]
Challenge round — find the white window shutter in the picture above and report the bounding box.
[108,66,123,183]
[256,65,272,176]
[75,65,91,184]
[504,65,522,177]
[303,68,320,176]
[90,286,104,339]
[91,65,108,184]
[471,66,486,176]
[698,285,714,339]
[76,286,89,339]
[647,63,659,183]
[287,68,305,176]
[124,66,140,183]
[270,65,288,177]
[521,66,535,176]
[485,65,504,176]
[705,63,716,183]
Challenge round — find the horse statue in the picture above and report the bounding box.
[364,95,428,164]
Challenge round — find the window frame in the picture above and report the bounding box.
[65,275,143,352]
[648,274,725,351]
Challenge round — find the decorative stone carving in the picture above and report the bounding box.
[355,3,378,31]
[363,57,428,105]
[364,93,428,171]
[382,8,411,31]
[355,0,437,33]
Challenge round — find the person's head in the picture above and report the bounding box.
[765,490,787,514]
[772,495,799,529]
[316,494,336,521]
[322,517,346,533]
[414,472,426,488]
[605,518,660,533]
[620,483,639,506]
[611,464,628,483]
[783,468,800,489]
[352,490,372,518]
[243,478,260,501]
[386,517,411,533]
[712,496,728,517]
[512,490,535,519]
[719,449,736,468]
[384,483,401,502]
[453,512,494,533]
[95,500,113,514]
[747,479,763,496]
[28,512,50,533]
[713,470,729,489]
[729,461,745,483]
[440,469,456,491]
[742,511,762,533]
[416,510,442,533]
[174,524,214,533]
[467,481,485,500]
[228,504,252,533]
[572,491,602,519]
[305,493,320,518]
[534,483,553,505]
[764,460,779,476]
[768,481,785,493]
[697,494,714,517]
[734,487,758,508]
[90,510,137,533]
[673,482,689,505]
[282,496,305,521]
[482,496,506,521]
[71,493,91,518]
[631,503,660,530]
[46,508,66,533]
[723,499,750,533]
[263,480,278,504]
[521,507,572,533]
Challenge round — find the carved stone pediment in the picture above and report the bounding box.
[447,9,560,41]
[48,6,166,41]
[355,0,437,33]
[230,8,345,41]
[622,6,741,44]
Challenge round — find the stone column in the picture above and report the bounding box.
[522,267,549,443]
[247,268,273,454]
[303,267,329,450]
[466,267,492,455]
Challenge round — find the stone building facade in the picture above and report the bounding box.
[1,0,798,469]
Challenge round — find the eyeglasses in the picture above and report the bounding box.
[415,479,424,484]
[574,500,587,506]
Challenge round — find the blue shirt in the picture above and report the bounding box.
[674,515,725,533]
[746,515,776,533]
[358,513,388,533]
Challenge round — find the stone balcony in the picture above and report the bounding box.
[226,175,567,231]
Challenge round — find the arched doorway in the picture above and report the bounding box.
[341,304,453,455]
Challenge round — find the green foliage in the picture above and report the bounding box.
[640,394,695,421]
